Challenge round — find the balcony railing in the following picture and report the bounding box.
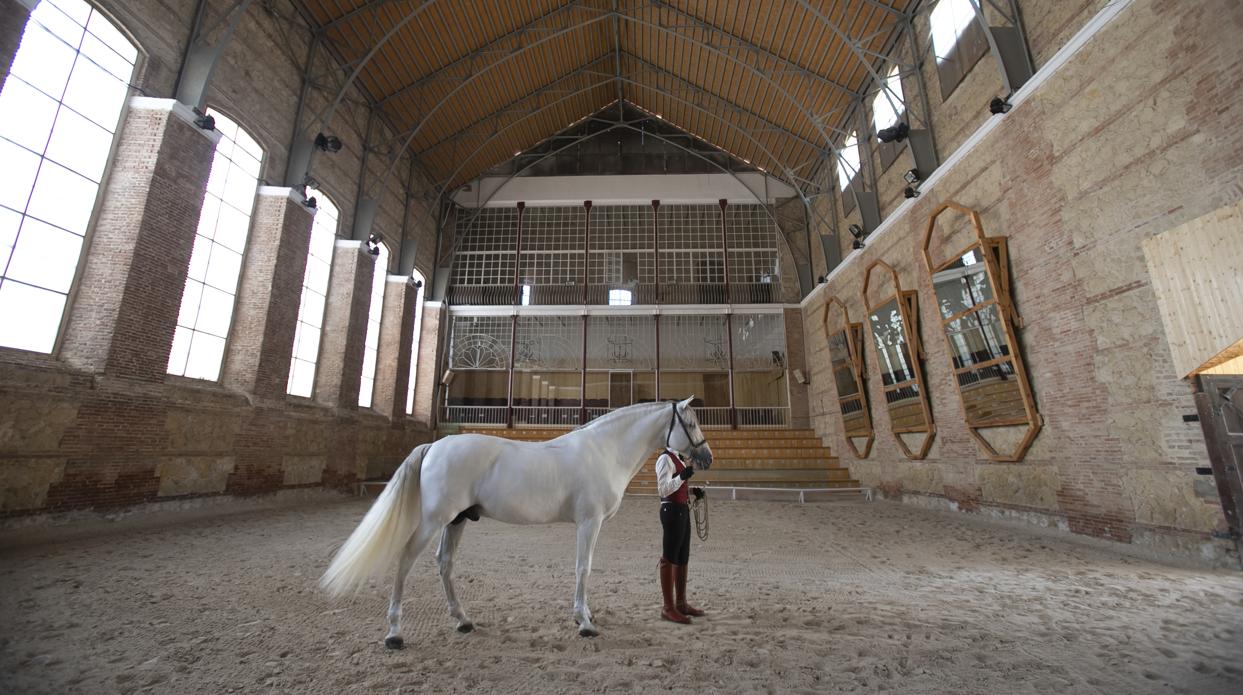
[441,405,507,425]
[512,406,581,427]
[736,406,789,429]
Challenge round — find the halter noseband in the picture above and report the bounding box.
[666,402,707,454]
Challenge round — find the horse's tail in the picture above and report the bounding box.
[320,443,429,597]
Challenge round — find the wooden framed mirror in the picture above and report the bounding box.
[862,260,936,459]
[822,296,874,458]
[922,201,1042,461]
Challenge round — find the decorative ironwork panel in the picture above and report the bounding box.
[660,315,728,370]
[733,312,787,370]
[449,315,511,369]
[514,315,583,370]
[586,315,656,369]
[662,251,725,284]
[522,206,585,251]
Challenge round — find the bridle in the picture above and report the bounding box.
[666,402,707,455]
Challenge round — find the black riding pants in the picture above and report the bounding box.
[660,501,691,565]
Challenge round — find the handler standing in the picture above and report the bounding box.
[656,448,706,624]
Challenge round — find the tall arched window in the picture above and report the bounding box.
[0,0,138,353]
[404,270,426,415]
[358,241,389,407]
[837,130,860,191]
[872,65,905,134]
[167,109,262,381]
[287,193,338,397]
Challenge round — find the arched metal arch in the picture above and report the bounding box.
[366,9,869,215]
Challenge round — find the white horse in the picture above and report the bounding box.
[320,397,713,646]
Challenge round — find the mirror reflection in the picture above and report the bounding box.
[828,330,860,398]
[868,299,916,387]
[932,248,994,320]
[944,304,1010,369]
[958,360,1026,423]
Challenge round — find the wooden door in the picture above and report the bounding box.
[1194,375,1243,547]
[609,371,632,408]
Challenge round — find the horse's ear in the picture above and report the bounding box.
[678,396,695,410]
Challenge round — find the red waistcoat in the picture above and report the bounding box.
[663,451,690,505]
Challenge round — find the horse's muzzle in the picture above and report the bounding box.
[689,444,713,470]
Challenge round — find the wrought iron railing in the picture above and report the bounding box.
[512,406,581,427]
[736,406,790,428]
[441,405,507,425]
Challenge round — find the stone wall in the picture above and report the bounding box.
[801,0,1242,552]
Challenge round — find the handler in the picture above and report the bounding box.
[655,447,706,624]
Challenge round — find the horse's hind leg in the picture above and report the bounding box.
[436,523,473,633]
[573,516,603,637]
[385,524,439,649]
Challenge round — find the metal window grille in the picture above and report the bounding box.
[659,204,722,250]
[514,315,583,370]
[732,312,786,370]
[456,207,517,252]
[660,314,728,370]
[586,315,656,370]
[521,206,584,251]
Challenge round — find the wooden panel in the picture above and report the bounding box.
[1143,199,1243,377]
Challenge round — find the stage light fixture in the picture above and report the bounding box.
[193,112,215,131]
[366,233,382,256]
[852,238,865,250]
[315,133,343,152]
[877,122,909,143]
[848,223,864,239]
[304,196,318,209]
[989,97,1012,115]
[902,168,920,185]
[903,186,920,199]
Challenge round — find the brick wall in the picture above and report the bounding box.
[0,104,430,519]
[800,0,1242,548]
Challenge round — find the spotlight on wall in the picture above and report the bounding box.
[314,133,343,152]
[817,275,826,284]
[903,186,920,199]
[902,168,921,185]
[366,233,382,256]
[877,121,909,143]
[849,223,867,250]
[304,196,318,209]
[988,96,1012,115]
[408,276,423,289]
[193,112,215,131]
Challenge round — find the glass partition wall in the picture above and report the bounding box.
[442,201,791,428]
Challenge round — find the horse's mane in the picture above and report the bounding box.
[570,401,667,433]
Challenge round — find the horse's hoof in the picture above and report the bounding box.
[457,622,475,634]
[384,636,404,650]
[579,626,599,638]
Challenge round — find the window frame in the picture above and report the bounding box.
[287,190,340,399]
[929,0,990,101]
[166,106,264,383]
[0,0,144,357]
[871,64,909,172]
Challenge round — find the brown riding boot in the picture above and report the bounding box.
[659,558,691,624]
[675,564,705,617]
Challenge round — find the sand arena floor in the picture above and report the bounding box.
[1,496,1241,694]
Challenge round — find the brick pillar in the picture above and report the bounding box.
[370,276,417,420]
[785,307,811,429]
[412,300,444,426]
[60,97,220,381]
[222,187,314,398]
[314,241,375,409]
[0,0,29,94]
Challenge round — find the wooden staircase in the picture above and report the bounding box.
[450,427,859,496]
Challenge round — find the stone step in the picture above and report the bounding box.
[454,427,822,441]
[638,457,841,470]
[626,479,861,491]
[633,467,854,482]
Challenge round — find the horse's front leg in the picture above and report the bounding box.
[573,516,603,637]
[436,523,474,633]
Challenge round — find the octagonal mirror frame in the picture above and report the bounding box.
[921,200,1042,462]
[862,260,936,460]
[822,296,874,458]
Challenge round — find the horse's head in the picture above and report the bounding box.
[669,396,713,470]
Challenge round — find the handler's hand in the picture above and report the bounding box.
[691,487,705,500]
[678,466,695,481]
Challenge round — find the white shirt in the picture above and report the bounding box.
[655,451,688,499]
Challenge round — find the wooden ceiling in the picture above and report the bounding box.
[298,0,912,192]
